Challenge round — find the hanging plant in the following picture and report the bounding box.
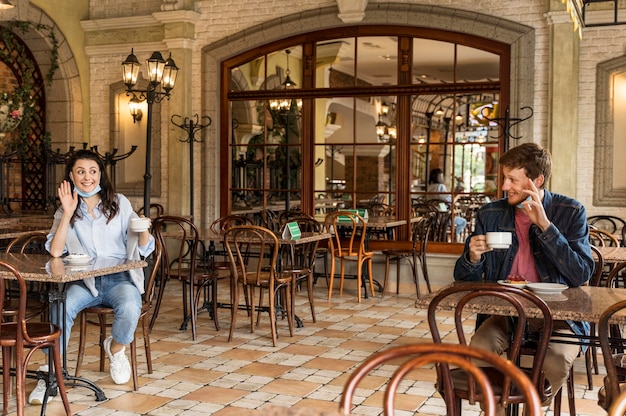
[0,20,59,147]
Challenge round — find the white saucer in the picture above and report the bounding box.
[65,255,92,265]
[497,280,527,288]
[526,282,568,295]
[66,264,90,272]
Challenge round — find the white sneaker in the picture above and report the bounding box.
[103,336,131,384]
[28,365,52,405]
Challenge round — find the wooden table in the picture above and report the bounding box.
[415,281,626,325]
[0,253,147,404]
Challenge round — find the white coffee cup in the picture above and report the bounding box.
[130,217,151,232]
[486,232,512,250]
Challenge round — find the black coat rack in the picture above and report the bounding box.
[171,114,212,222]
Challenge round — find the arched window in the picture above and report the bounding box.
[223,27,509,240]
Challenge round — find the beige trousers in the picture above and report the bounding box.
[469,316,580,404]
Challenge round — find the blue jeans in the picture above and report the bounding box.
[53,272,141,352]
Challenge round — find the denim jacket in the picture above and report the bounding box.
[454,190,593,339]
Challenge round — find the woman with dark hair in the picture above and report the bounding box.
[427,168,467,242]
[29,149,155,404]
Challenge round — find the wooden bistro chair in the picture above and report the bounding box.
[74,237,163,390]
[0,260,71,416]
[3,232,49,322]
[339,343,542,416]
[597,299,626,411]
[589,228,620,247]
[427,283,553,416]
[381,213,434,299]
[224,225,294,347]
[208,214,254,274]
[325,211,375,302]
[151,215,220,339]
[608,388,626,416]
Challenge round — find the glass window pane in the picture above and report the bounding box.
[413,39,454,84]
[316,39,355,88]
[231,55,266,92]
[456,45,500,82]
[356,37,398,86]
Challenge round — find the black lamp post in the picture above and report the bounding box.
[121,48,179,212]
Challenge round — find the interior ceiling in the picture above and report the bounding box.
[325,36,500,86]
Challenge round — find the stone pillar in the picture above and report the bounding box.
[546,2,579,197]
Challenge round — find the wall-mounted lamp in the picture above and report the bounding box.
[128,97,143,123]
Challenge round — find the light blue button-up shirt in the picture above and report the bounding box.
[46,193,155,259]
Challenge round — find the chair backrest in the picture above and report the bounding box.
[259,209,281,232]
[598,298,626,410]
[137,203,165,219]
[209,214,253,235]
[588,215,626,235]
[605,261,626,288]
[224,225,279,287]
[277,211,315,227]
[0,260,29,337]
[367,203,390,217]
[608,388,626,416]
[279,218,322,270]
[339,343,542,416]
[411,213,434,254]
[5,231,48,254]
[142,235,163,307]
[590,244,605,287]
[427,283,553,408]
[325,211,368,258]
[590,228,620,247]
[152,215,202,277]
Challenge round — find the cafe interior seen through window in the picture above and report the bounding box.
[225,30,508,241]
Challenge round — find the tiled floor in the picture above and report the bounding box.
[6,273,609,416]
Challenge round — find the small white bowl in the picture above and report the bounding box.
[130,217,151,232]
[486,232,512,249]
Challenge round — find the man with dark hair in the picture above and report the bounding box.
[454,142,594,406]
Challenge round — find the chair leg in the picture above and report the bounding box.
[367,259,375,298]
[211,278,220,330]
[130,338,138,391]
[382,255,391,299]
[75,311,87,377]
[268,286,278,347]
[355,260,362,302]
[396,256,402,295]
[141,316,152,374]
[149,273,168,332]
[327,253,336,300]
[3,346,11,416]
[420,254,432,294]
[97,313,108,372]
[306,272,316,322]
[228,282,240,342]
[52,340,72,416]
[284,284,294,337]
